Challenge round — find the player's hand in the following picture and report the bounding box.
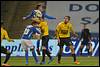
[22,17,26,20]
[35,33,40,39]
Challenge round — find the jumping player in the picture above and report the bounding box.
[23,4,56,55]
[23,3,56,20]
[21,21,41,64]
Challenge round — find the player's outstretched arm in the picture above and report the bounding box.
[44,13,56,19]
[23,9,35,20]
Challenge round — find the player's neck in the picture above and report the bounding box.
[64,21,68,24]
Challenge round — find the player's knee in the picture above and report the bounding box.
[59,49,63,53]
[60,47,63,50]
[70,47,75,53]
[25,48,28,52]
[58,51,62,56]
[7,51,11,55]
[30,48,34,51]
[42,46,46,50]
[71,50,75,54]
[30,46,35,51]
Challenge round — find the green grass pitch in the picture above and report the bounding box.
[1,56,99,66]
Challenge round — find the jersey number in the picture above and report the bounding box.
[23,28,30,35]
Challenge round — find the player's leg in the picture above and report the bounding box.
[86,40,91,56]
[57,38,64,64]
[44,36,52,58]
[1,46,11,66]
[69,45,80,64]
[40,36,50,64]
[40,46,46,64]
[40,36,53,64]
[79,44,84,56]
[69,45,76,61]
[79,40,85,56]
[45,43,51,54]
[25,48,28,64]
[31,47,39,64]
[26,40,39,63]
[35,28,41,55]
[40,36,46,64]
[21,39,29,64]
[37,39,40,49]
[67,38,80,64]
[57,45,63,64]
[40,46,47,64]
[86,42,92,57]
[45,36,54,64]
[89,43,93,56]
[36,39,41,55]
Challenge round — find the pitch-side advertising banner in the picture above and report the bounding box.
[1,39,99,56]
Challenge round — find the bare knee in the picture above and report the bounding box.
[69,45,75,54]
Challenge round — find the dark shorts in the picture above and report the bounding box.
[1,46,10,54]
[42,35,49,47]
[81,39,90,45]
[59,37,73,47]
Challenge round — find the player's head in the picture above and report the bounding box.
[83,24,88,29]
[64,16,70,23]
[36,3,45,12]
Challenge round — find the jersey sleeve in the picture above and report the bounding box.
[24,9,35,19]
[56,23,60,38]
[4,30,12,42]
[32,27,40,34]
[43,12,56,19]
